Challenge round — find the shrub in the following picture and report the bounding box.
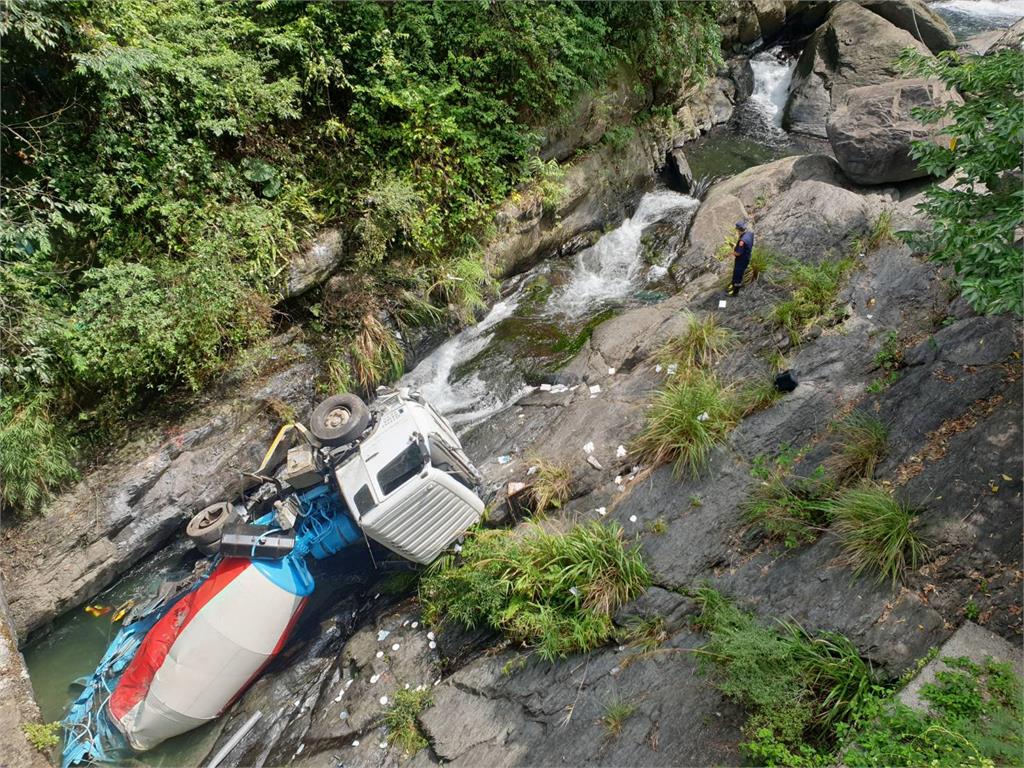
[419,522,650,661]
[825,413,889,486]
[0,396,77,516]
[526,458,573,515]
[873,331,904,372]
[659,312,736,370]
[771,257,856,345]
[382,688,433,755]
[747,244,778,282]
[825,484,928,585]
[22,721,60,752]
[632,369,740,477]
[743,469,831,549]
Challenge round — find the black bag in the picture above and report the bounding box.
[774,370,798,393]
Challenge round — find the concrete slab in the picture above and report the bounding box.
[898,621,1024,712]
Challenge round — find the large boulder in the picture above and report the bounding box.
[827,78,962,185]
[283,228,344,298]
[858,0,957,53]
[784,1,932,137]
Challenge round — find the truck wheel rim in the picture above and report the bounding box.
[325,407,351,429]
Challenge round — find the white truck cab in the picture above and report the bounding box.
[333,388,484,563]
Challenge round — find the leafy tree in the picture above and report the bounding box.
[899,48,1024,316]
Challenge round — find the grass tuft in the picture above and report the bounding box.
[351,312,405,392]
[382,688,433,755]
[743,471,831,549]
[0,396,77,516]
[825,412,889,486]
[526,457,572,514]
[737,376,783,417]
[826,483,928,585]
[621,615,668,651]
[771,257,855,345]
[600,697,637,737]
[419,522,650,660]
[659,312,736,370]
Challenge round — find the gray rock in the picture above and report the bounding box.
[666,146,694,193]
[828,79,962,185]
[784,2,932,137]
[728,56,756,102]
[756,179,878,257]
[858,0,957,53]
[988,17,1024,54]
[0,582,49,768]
[1,333,320,642]
[753,0,788,39]
[284,229,345,298]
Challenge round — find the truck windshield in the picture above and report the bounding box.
[377,442,423,495]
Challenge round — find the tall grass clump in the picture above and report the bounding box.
[382,688,433,755]
[747,244,779,283]
[826,483,928,585]
[526,457,572,514]
[659,313,736,369]
[772,257,855,344]
[826,413,889,485]
[743,472,831,549]
[419,522,650,661]
[737,376,783,417]
[0,396,78,516]
[693,587,877,764]
[633,369,740,477]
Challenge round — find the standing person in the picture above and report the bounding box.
[728,220,754,296]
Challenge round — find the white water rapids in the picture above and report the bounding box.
[748,47,797,130]
[400,189,698,427]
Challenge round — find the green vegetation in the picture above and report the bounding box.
[825,483,928,586]
[693,588,1023,767]
[866,371,902,394]
[738,376,783,417]
[621,614,668,651]
[898,48,1024,316]
[659,312,736,369]
[825,413,889,486]
[526,457,573,515]
[646,517,668,535]
[771,257,856,345]
[632,368,740,477]
[873,331,904,371]
[850,210,895,255]
[744,452,830,549]
[419,521,650,660]
[600,696,637,737]
[382,688,433,755]
[0,0,722,514]
[965,599,981,622]
[747,244,779,282]
[22,721,60,753]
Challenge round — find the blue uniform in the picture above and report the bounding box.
[731,230,754,291]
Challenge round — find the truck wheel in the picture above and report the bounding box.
[187,502,234,556]
[310,394,370,446]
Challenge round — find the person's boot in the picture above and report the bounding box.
[726,283,739,296]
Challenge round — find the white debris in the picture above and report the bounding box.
[296,743,305,755]
[569,586,580,597]
[655,364,663,373]
[507,481,527,495]
[587,455,604,470]
[453,543,462,553]
[377,630,391,642]
[374,593,380,600]
[866,313,873,319]
[596,506,607,516]
[293,699,300,707]
[583,441,595,454]
[667,363,678,376]
[608,367,616,375]
[411,621,419,629]
[392,643,401,651]
[589,384,601,395]
[550,384,569,394]
[540,383,552,391]
[629,515,638,523]
[697,411,709,422]
[427,631,436,641]
[376,651,384,659]
[334,692,344,702]
[405,683,411,689]
[429,641,437,650]
[718,299,727,309]
[527,465,538,476]
[352,740,360,747]
[518,413,525,419]
[339,710,349,720]
[380,742,388,749]
[497,455,512,465]
[346,678,353,688]
[380,695,389,706]
[614,475,622,485]
[370,674,380,684]
[616,445,627,459]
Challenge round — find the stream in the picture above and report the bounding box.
[21,3,1023,764]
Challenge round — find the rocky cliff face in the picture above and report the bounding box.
[198,152,1021,767]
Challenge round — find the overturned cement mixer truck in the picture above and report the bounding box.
[62,387,484,767]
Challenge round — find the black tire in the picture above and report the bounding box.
[186,502,234,556]
[310,394,370,446]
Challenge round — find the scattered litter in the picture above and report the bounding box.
[404,683,411,689]
[370,674,380,684]
[411,621,419,629]
[587,455,604,470]
[550,384,569,394]
[507,481,527,495]
[427,631,436,641]
[375,651,384,659]
[453,543,462,553]
[346,679,353,688]
[379,695,389,706]
[402,620,409,627]
[614,475,622,485]
[589,384,601,397]
[583,441,595,454]
[628,515,638,523]
[392,643,401,651]
[434,677,442,686]
[296,743,305,755]
[866,314,873,319]
[616,445,627,459]
[339,710,349,720]
[374,593,380,600]
[518,413,525,419]
[608,367,616,375]
[377,630,391,642]
[293,700,300,707]
[352,739,360,747]
[497,455,512,465]
[697,411,709,422]
[380,742,388,749]
[335,692,344,702]
[569,586,580,597]
[718,299,727,309]
[540,383,552,391]
[609,667,621,677]
[429,641,437,650]
[666,363,678,376]
[655,364,663,373]
[596,506,607,516]
[527,465,538,476]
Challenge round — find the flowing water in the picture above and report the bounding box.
[930,0,1024,37]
